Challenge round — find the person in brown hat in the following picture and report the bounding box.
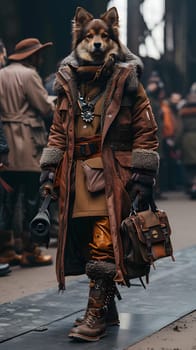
[0,37,55,267]
[8,38,52,61]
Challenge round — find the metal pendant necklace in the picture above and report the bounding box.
[78,92,103,123]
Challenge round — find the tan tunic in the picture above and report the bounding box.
[72,95,108,217]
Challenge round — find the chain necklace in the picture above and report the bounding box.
[78,92,103,123]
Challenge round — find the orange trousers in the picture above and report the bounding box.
[70,216,114,262]
[89,216,114,261]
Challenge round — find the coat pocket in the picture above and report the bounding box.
[81,157,105,193]
[114,152,132,186]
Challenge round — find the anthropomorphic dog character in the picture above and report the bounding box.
[40,7,159,342]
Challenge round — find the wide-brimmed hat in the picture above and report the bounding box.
[8,38,53,61]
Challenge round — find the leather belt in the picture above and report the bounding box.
[74,136,101,160]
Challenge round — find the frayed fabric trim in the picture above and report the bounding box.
[40,147,64,168]
[131,148,160,172]
[86,260,116,280]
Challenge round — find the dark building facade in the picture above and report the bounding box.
[126,0,196,94]
[0,0,195,93]
[164,0,196,93]
[0,0,108,76]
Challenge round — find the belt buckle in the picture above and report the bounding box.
[89,143,97,154]
[79,144,87,157]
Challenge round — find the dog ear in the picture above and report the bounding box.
[100,7,119,27]
[74,7,94,26]
[72,7,94,49]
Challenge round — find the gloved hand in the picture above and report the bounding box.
[130,182,154,211]
[127,170,156,211]
[40,170,57,200]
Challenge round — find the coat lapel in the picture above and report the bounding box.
[101,66,133,146]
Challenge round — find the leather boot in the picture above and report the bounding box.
[74,282,120,327]
[68,260,117,342]
[0,263,11,276]
[20,245,53,267]
[17,230,53,267]
[0,230,21,265]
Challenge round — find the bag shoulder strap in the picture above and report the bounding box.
[131,195,158,216]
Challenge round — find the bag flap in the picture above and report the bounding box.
[132,209,171,244]
[83,157,103,169]
[156,210,172,235]
[137,210,160,228]
[114,152,132,167]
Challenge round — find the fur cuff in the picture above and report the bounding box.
[40,147,64,168]
[131,149,159,173]
[86,260,116,280]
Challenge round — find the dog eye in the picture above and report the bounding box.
[101,33,108,39]
[86,33,93,39]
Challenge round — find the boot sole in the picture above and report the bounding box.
[20,261,53,268]
[74,320,120,327]
[68,331,106,342]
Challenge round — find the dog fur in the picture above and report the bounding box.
[72,6,125,65]
[54,7,143,95]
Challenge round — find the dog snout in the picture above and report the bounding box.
[94,42,101,49]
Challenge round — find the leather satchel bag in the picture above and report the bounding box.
[81,157,105,193]
[120,198,175,285]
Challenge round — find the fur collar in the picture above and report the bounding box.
[54,44,143,95]
[60,44,143,72]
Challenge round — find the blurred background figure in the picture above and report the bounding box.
[0,118,9,169]
[0,38,55,268]
[146,71,168,198]
[0,39,7,69]
[0,39,12,276]
[0,122,11,276]
[146,71,185,197]
[43,63,59,247]
[179,82,196,199]
[168,92,185,190]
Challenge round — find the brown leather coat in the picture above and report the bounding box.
[42,62,159,289]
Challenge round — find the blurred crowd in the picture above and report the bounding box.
[1,36,196,278]
[146,71,196,200]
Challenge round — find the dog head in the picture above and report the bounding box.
[72,7,124,65]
